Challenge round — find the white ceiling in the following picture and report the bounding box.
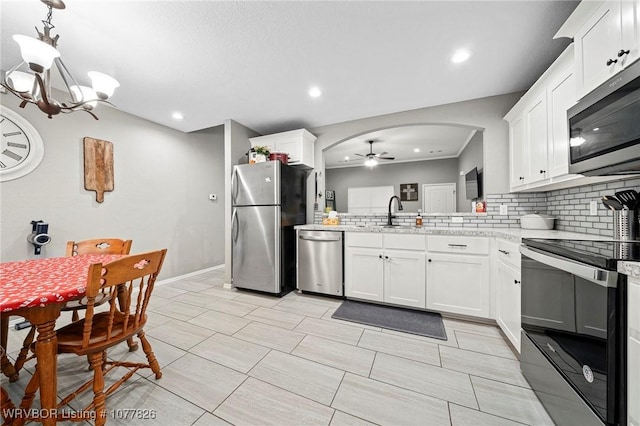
[0,0,577,135]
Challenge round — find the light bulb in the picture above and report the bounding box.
[6,71,37,94]
[70,85,98,109]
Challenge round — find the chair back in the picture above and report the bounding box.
[66,239,133,257]
[80,249,167,349]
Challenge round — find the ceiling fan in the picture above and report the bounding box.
[354,141,395,167]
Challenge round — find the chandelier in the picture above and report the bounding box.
[1,0,119,120]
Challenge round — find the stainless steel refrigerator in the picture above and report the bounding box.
[231,161,307,295]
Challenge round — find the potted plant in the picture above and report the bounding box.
[253,145,270,163]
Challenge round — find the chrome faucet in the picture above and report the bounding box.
[387,195,404,226]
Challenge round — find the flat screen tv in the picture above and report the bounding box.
[465,167,482,200]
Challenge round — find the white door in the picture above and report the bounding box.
[344,247,384,302]
[422,183,456,213]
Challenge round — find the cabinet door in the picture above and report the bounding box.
[524,93,549,184]
[275,139,300,164]
[383,250,426,309]
[509,114,527,189]
[621,0,640,68]
[345,247,384,302]
[496,261,521,352]
[426,253,490,318]
[575,0,623,98]
[548,64,577,178]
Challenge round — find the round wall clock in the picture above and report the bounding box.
[0,105,45,182]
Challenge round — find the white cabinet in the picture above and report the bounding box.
[494,239,522,352]
[574,0,640,99]
[628,275,640,426]
[505,46,587,192]
[249,129,316,168]
[344,233,426,308]
[426,236,490,318]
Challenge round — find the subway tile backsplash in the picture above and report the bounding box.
[314,177,640,237]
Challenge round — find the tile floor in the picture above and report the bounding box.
[2,269,555,425]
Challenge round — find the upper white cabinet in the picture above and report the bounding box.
[505,46,577,192]
[250,129,316,168]
[574,0,640,99]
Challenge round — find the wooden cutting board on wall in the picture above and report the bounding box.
[83,137,114,203]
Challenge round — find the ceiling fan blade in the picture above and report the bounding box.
[379,156,395,160]
[375,151,388,157]
[354,153,366,157]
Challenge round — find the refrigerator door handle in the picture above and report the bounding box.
[232,208,239,242]
[231,167,238,205]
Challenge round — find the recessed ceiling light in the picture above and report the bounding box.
[451,49,471,64]
[172,112,184,120]
[414,148,420,153]
[308,86,322,98]
[593,127,600,131]
[344,156,349,161]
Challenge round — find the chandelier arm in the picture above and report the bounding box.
[53,58,83,104]
[34,73,52,105]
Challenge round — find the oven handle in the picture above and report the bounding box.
[520,245,617,288]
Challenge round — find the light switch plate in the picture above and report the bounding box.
[500,204,508,215]
[590,200,598,215]
[451,216,463,223]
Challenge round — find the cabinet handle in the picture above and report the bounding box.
[379,254,383,259]
[448,244,467,248]
[519,176,525,181]
[498,249,509,255]
[539,169,546,174]
[514,279,521,285]
[618,49,630,57]
[606,58,618,66]
[384,255,389,260]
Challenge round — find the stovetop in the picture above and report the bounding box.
[522,238,640,270]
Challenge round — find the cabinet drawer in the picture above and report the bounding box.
[346,232,383,248]
[384,234,426,251]
[496,239,522,269]
[427,235,489,255]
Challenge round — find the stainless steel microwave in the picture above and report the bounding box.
[568,59,640,176]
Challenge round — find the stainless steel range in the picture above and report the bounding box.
[520,238,638,426]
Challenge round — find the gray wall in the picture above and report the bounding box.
[457,131,484,211]
[310,93,522,219]
[326,158,459,213]
[0,94,225,279]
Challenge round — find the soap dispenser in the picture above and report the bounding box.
[416,209,423,227]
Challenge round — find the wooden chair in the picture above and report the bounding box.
[3,239,135,383]
[19,249,167,425]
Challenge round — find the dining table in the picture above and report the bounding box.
[0,253,124,425]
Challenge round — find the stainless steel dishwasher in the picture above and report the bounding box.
[297,230,343,296]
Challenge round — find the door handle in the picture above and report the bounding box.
[300,236,341,242]
[498,249,509,255]
[231,208,239,242]
[231,167,238,204]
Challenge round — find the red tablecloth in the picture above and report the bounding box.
[0,254,123,312]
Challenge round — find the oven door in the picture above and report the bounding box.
[520,245,621,425]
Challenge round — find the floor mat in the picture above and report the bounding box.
[331,300,447,340]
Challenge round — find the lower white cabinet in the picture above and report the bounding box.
[496,260,521,352]
[628,275,640,426]
[426,253,490,318]
[344,233,426,308]
[344,247,384,302]
[383,249,426,308]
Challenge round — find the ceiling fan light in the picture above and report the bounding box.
[70,85,98,109]
[88,71,119,99]
[13,35,60,73]
[364,158,378,168]
[6,70,38,94]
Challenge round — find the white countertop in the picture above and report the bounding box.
[295,224,609,244]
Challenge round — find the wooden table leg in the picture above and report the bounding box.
[17,304,61,426]
[0,314,20,383]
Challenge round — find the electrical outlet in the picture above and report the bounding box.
[451,216,463,223]
[500,204,508,215]
[209,194,217,201]
[590,200,598,216]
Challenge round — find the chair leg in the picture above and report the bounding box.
[88,352,107,426]
[71,310,79,322]
[13,326,36,374]
[0,315,19,383]
[1,386,16,423]
[137,330,161,379]
[126,337,138,352]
